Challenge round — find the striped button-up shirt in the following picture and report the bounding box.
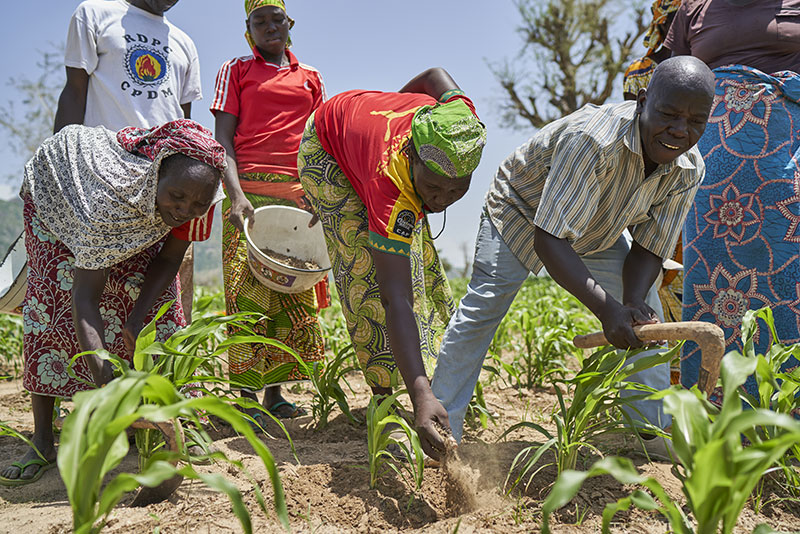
[486,101,704,273]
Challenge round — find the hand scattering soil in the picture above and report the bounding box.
[435,423,479,514]
[261,247,321,270]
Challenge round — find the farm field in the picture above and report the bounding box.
[1,279,800,533]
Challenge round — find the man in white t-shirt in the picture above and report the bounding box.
[54,0,203,321]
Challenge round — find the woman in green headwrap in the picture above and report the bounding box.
[297,68,486,458]
[211,0,328,421]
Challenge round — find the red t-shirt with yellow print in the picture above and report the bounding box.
[314,90,475,256]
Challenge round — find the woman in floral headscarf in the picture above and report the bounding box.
[0,119,225,486]
[298,68,486,459]
[211,0,327,422]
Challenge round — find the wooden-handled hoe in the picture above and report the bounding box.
[572,321,725,396]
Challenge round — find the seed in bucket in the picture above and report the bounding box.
[261,246,321,270]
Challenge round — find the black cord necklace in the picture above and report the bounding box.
[431,209,446,240]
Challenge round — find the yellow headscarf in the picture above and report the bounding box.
[245,0,295,50]
[642,0,681,52]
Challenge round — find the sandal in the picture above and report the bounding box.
[267,401,306,419]
[246,411,266,433]
[0,457,56,487]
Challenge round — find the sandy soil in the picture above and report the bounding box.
[2,368,800,533]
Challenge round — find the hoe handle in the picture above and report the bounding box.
[573,321,725,396]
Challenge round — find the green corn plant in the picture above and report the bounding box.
[501,343,679,490]
[191,286,226,318]
[58,372,289,534]
[365,390,424,491]
[69,302,298,474]
[0,417,37,453]
[509,308,569,390]
[738,307,800,416]
[485,279,598,391]
[465,380,496,431]
[541,350,800,534]
[288,340,359,429]
[316,288,352,359]
[734,307,800,496]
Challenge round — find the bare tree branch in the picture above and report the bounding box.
[488,0,648,130]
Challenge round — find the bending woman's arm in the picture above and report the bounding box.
[399,68,461,100]
[122,234,191,354]
[371,248,450,459]
[72,267,114,386]
[214,111,254,232]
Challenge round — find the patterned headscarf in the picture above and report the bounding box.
[117,119,227,171]
[623,56,658,95]
[245,0,295,50]
[411,99,487,179]
[642,0,681,52]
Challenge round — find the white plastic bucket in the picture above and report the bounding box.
[243,206,331,294]
[0,232,26,316]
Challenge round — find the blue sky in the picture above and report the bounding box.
[0,1,634,266]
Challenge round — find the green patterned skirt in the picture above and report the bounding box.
[223,172,325,390]
[297,116,454,389]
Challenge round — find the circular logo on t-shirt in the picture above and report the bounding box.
[125,46,170,86]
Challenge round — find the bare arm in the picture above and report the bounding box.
[533,226,655,349]
[72,267,114,385]
[122,234,191,353]
[214,111,253,232]
[53,67,89,133]
[372,248,450,459]
[622,239,662,314]
[181,103,192,119]
[398,67,460,100]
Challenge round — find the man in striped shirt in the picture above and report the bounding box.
[431,56,715,451]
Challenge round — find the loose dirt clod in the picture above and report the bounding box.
[435,423,479,514]
[261,247,320,270]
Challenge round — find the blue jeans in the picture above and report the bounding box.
[431,212,670,442]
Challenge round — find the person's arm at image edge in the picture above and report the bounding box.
[53,67,89,133]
